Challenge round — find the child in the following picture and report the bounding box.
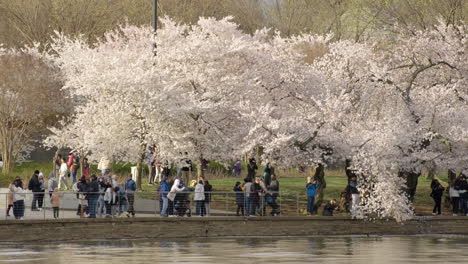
[322,199,339,216]
[50,188,64,219]
[306,177,320,215]
[234,182,245,216]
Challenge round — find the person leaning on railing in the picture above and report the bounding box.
[87,174,100,218]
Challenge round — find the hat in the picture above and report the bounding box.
[38,172,44,177]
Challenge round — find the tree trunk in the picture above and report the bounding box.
[448,169,457,186]
[197,155,204,179]
[399,170,420,202]
[136,143,147,191]
[312,163,326,214]
[425,160,436,180]
[255,146,263,165]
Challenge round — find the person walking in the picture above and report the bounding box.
[10,177,26,220]
[28,170,41,211]
[159,177,170,217]
[232,160,241,178]
[195,180,205,216]
[234,182,245,216]
[306,177,320,215]
[58,157,69,190]
[87,174,100,218]
[430,179,445,215]
[67,151,80,184]
[50,188,64,219]
[125,175,137,217]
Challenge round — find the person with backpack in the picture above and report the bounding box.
[67,151,80,184]
[430,179,445,215]
[124,175,137,217]
[28,170,41,211]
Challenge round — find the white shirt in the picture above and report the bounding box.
[59,163,68,177]
[194,183,205,201]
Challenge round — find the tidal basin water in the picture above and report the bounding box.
[1,236,468,263]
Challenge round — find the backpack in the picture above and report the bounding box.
[73,156,80,169]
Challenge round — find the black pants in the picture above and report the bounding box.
[250,198,259,216]
[6,205,13,216]
[37,193,45,208]
[31,194,39,210]
[452,197,460,214]
[53,207,59,218]
[236,205,244,216]
[433,196,442,214]
[127,193,135,215]
[105,201,112,216]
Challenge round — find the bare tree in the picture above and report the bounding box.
[0,53,66,173]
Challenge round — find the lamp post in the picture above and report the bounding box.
[152,0,158,56]
[153,0,158,33]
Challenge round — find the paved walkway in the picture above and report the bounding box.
[0,188,234,220]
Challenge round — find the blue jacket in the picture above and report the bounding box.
[159,182,170,198]
[306,183,320,197]
[125,179,136,192]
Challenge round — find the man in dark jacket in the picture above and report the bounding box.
[249,177,261,216]
[28,170,41,211]
[268,175,280,216]
[247,158,258,182]
[203,180,212,216]
[87,174,100,218]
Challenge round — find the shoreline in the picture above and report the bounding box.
[1,216,468,242]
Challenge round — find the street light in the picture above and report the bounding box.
[153,0,158,33]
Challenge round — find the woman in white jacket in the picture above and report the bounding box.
[10,177,26,219]
[194,180,205,216]
[167,179,185,201]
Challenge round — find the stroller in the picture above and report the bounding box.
[174,187,192,217]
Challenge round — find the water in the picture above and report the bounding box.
[1,236,468,263]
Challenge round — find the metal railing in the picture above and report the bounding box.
[0,191,323,220]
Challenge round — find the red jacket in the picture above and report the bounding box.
[67,154,77,172]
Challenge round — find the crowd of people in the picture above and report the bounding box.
[6,150,466,220]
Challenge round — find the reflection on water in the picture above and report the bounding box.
[1,236,468,263]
